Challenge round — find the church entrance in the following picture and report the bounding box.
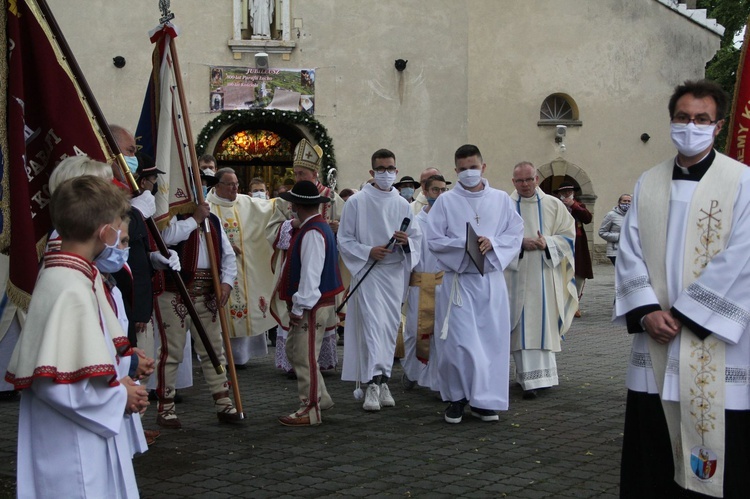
[195,110,338,195]
[212,124,303,196]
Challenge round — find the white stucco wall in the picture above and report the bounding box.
[48,0,721,255]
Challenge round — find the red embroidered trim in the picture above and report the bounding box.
[6,364,118,390]
[112,336,134,357]
[43,252,96,283]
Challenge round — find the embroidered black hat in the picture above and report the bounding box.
[279,180,330,205]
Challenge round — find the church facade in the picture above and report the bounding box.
[49,0,723,259]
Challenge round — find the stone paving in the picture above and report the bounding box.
[0,263,629,498]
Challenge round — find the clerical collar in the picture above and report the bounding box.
[672,149,715,181]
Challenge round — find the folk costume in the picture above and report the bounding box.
[276,182,344,426]
[401,208,443,391]
[266,139,343,373]
[208,190,277,364]
[5,253,139,498]
[339,182,421,409]
[505,187,577,393]
[425,178,523,412]
[154,213,240,428]
[615,150,750,498]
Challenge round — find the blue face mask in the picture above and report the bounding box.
[202,186,209,197]
[124,155,139,175]
[427,197,437,207]
[94,226,129,273]
[400,187,415,200]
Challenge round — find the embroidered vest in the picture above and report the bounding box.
[160,213,224,293]
[278,214,343,305]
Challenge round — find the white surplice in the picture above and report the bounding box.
[615,158,750,410]
[505,187,577,390]
[7,256,139,498]
[425,179,524,410]
[402,208,441,390]
[339,183,421,383]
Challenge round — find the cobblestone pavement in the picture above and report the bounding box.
[0,263,629,498]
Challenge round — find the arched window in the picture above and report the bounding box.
[538,93,581,127]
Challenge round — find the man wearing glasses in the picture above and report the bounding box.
[505,162,576,401]
[207,168,277,367]
[615,79,750,497]
[339,149,421,412]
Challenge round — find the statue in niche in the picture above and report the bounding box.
[250,0,274,38]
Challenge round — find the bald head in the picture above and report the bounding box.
[419,167,441,189]
[110,125,136,156]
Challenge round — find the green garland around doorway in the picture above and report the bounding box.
[195,110,338,188]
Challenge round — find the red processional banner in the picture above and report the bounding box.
[0,1,110,309]
[725,17,750,165]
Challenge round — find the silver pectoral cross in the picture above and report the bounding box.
[474,215,480,225]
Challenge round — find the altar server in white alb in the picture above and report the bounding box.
[505,162,577,400]
[339,148,421,412]
[5,177,148,498]
[425,144,524,424]
[616,79,750,498]
[401,174,450,391]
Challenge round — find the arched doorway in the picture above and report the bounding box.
[214,126,300,195]
[195,111,338,195]
[537,157,598,260]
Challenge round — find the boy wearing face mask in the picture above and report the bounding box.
[5,176,149,498]
[400,174,449,392]
[339,148,422,412]
[425,145,524,423]
[249,177,269,199]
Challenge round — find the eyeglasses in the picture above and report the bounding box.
[513,177,536,184]
[671,114,720,129]
[372,167,397,174]
[428,187,449,193]
[219,182,240,188]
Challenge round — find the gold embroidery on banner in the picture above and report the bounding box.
[694,200,722,278]
[688,339,719,444]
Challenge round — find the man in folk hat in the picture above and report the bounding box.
[394,175,420,203]
[555,183,592,317]
[276,181,344,426]
[207,167,277,366]
[505,161,577,400]
[266,138,344,375]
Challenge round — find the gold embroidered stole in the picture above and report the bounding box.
[408,271,444,361]
[638,154,743,497]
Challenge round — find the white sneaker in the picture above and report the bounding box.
[379,383,395,407]
[363,384,381,411]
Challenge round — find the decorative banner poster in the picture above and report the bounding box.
[209,66,315,115]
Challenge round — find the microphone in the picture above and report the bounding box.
[387,217,411,247]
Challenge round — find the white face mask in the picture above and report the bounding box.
[457,169,482,188]
[251,191,267,199]
[374,171,397,190]
[670,123,716,157]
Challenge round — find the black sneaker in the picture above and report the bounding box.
[470,406,499,422]
[444,400,467,424]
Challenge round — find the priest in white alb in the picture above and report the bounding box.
[339,148,421,412]
[208,167,277,364]
[425,144,524,424]
[505,161,577,401]
[616,79,750,498]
